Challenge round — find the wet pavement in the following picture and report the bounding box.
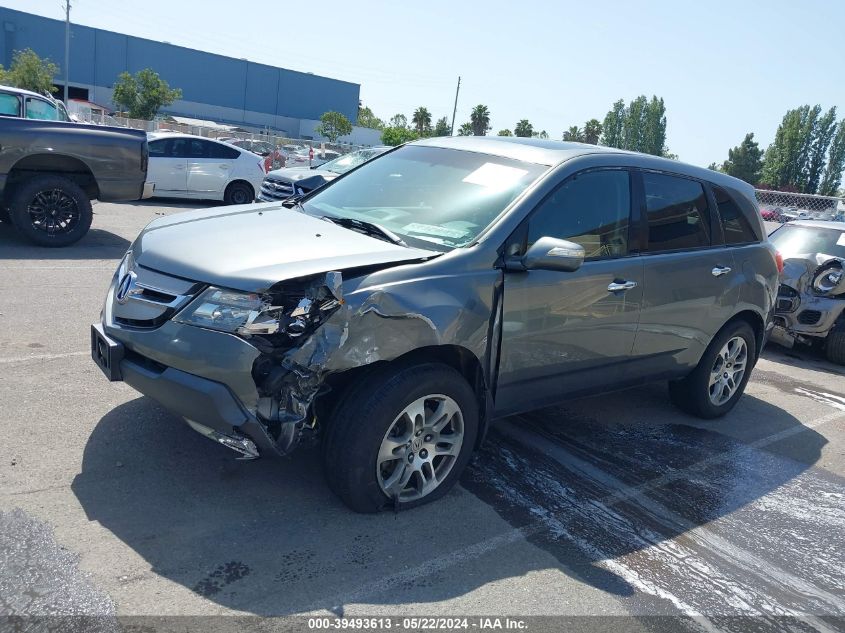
[1,203,844,631]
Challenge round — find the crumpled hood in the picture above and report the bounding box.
[133,203,438,292]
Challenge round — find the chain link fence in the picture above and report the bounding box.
[756,189,845,222]
[71,110,369,159]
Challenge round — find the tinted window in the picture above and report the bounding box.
[148,139,167,156]
[713,185,758,244]
[527,170,631,259]
[0,93,20,116]
[209,142,241,159]
[25,97,59,120]
[643,172,710,251]
[188,139,209,158]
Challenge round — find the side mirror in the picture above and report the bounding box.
[519,236,585,272]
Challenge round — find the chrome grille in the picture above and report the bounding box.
[259,177,294,201]
[111,265,200,329]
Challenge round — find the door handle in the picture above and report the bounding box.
[607,280,638,292]
[712,266,732,277]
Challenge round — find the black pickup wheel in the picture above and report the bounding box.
[9,175,93,247]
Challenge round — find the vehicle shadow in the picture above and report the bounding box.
[71,389,826,615]
[0,222,131,260]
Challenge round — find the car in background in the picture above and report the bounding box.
[781,207,811,223]
[0,84,72,122]
[760,206,783,222]
[221,138,285,172]
[287,148,343,168]
[769,220,845,364]
[258,146,390,202]
[147,133,264,205]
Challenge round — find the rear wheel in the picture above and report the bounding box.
[669,321,756,419]
[224,181,254,205]
[8,175,92,247]
[322,363,479,513]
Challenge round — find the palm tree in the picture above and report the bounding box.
[470,105,491,136]
[497,129,513,136]
[457,122,474,136]
[514,119,533,137]
[583,119,603,144]
[412,107,432,135]
[562,126,584,142]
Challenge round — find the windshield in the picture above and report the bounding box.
[320,148,385,174]
[300,145,547,250]
[769,224,845,258]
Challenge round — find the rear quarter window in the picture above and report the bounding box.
[209,142,241,160]
[713,185,758,244]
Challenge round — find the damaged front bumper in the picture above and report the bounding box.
[93,268,347,459]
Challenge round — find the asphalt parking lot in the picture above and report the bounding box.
[1,203,844,631]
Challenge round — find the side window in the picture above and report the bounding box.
[148,140,167,157]
[713,185,758,244]
[209,142,241,159]
[25,98,59,120]
[643,172,710,251]
[188,139,210,158]
[0,93,20,116]
[526,169,631,260]
[167,138,190,158]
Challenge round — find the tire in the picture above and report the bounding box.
[669,321,756,419]
[224,181,254,205]
[322,362,479,513]
[8,175,92,247]
[825,330,845,365]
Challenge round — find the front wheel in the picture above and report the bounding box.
[322,363,479,513]
[669,321,756,419]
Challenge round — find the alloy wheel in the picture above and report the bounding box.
[709,336,748,406]
[376,394,464,502]
[27,189,80,235]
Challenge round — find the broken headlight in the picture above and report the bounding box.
[812,261,845,296]
[174,280,342,339]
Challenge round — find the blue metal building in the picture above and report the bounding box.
[0,7,363,138]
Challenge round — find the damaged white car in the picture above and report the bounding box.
[769,220,845,364]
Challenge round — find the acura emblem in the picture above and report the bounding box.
[115,271,138,304]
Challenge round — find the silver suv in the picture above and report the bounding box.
[92,137,778,512]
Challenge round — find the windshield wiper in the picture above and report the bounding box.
[281,193,306,209]
[322,216,407,246]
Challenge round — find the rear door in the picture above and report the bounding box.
[187,139,239,196]
[496,168,644,414]
[147,138,188,194]
[632,170,738,374]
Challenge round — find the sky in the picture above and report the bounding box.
[5,0,845,168]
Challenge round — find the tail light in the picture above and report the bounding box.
[775,250,784,274]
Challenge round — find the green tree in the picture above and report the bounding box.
[582,119,602,144]
[599,95,666,156]
[457,122,473,136]
[820,121,845,196]
[112,68,182,120]
[534,130,549,139]
[389,113,408,129]
[497,129,513,136]
[514,119,533,137]
[412,107,432,135]
[314,111,353,142]
[600,99,625,148]
[357,105,384,130]
[562,126,584,142]
[433,116,451,136]
[470,104,491,136]
[707,162,721,171]
[720,133,763,185]
[760,105,842,193]
[381,126,419,146]
[0,48,59,94]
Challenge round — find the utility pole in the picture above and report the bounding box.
[450,76,461,136]
[63,0,71,103]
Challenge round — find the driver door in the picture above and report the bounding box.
[496,168,644,415]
